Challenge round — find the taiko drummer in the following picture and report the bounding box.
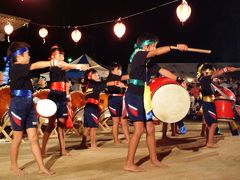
[197,63,240,148]
[6,41,65,175]
[124,33,188,172]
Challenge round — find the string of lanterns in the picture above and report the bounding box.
[4,0,191,43]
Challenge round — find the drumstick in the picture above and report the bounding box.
[86,65,101,70]
[170,46,212,54]
[210,83,229,99]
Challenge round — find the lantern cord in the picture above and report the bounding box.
[7,36,10,43]
[30,0,179,28]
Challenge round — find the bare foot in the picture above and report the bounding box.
[114,141,121,145]
[10,167,25,176]
[206,144,219,148]
[124,164,145,172]
[60,151,71,156]
[79,143,89,149]
[90,146,100,150]
[150,160,169,168]
[39,167,55,175]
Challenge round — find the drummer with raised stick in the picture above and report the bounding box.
[197,63,240,148]
[124,33,188,172]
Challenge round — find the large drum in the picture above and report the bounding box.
[149,77,190,123]
[214,98,235,120]
[70,91,85,112]
[33,88,50,99]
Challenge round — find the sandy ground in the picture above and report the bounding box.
[0,120,240,180]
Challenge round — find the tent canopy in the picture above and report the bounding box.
[40,54,109,80]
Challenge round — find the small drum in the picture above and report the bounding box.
[214,98,235,120]
[72,106,84,132]
[0,86,11,121]
[99,93,108,110]
[70,91,85,112]
[149,77,190,123]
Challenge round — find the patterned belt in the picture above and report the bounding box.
[86,98,99,105]
[128,79,145,86]
[11,90,32,98]
[203,95,214,102]
[50,82,66,92]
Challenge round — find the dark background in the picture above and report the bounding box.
[0,0,239,73]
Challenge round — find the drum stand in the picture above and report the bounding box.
[0,123,12,142]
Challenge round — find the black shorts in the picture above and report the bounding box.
[125,91,149,123]
[9,97,37,131]
[48,90,68,119]
[108,96,123,117]
[84,103,100,128]
[203,102,218,126]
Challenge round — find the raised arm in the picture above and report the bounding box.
[212,66,240,79]
[61,63,89,71]
[146,44,188,58]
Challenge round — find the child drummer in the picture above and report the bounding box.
[80,69,125,149]
[197,63,240,148]
[124,33,188,172]
[6,41,65,175]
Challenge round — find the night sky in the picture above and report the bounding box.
[0,0,239,74]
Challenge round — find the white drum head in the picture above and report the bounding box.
[152,84,190,123]
[36,99,57,118]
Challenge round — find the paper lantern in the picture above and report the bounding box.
[4,23,14,42]
[113,20,126,39]
[176,0,191,23]
[71,29,82,43]
[39,28,48,44]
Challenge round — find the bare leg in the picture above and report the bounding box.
[90,128,98,149]
[171,123,178,136]
[206,123,218,148]
[124,121,144,172]
[112,117,121,144]
[162,123,168,139]
[10,131,25,176]
[41,117,56,156]
[121,118,130,143]
[26,128,53,175]
[200,115,207,137]
[57,118,68,156]
[80,127,89,148]
[146,122,169,168]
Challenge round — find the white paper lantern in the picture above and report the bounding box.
[71,29,82,43]
[4,23,14,42]
[39,28,48,44]
[176,0,191,23]
[113,21,126,39]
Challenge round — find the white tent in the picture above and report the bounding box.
[40,54,109,81]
